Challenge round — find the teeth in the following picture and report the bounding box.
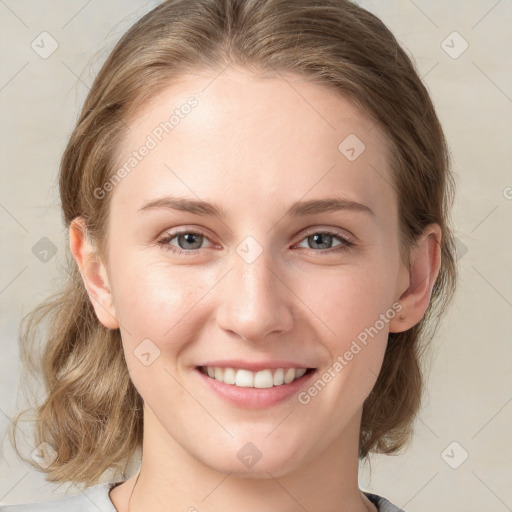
[223,367,236,385]
[235,369,254,387]
[254,369,273,389]
[273,368,284,386]
[284,368,295,384]
[202,366,309,388]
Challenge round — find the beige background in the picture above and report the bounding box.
[1,1,511,510]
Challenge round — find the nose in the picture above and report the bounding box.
[216,247,294,343]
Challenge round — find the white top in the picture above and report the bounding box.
[0,482,406,511]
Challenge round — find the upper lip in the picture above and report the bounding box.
[197,360,315,371]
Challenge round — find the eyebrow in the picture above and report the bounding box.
[137,195,374,218]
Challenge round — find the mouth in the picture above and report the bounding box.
[197,365,315,388]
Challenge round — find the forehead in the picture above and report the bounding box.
[111,67,395,219]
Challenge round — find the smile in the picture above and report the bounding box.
[199,366,312,388]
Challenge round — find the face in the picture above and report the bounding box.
[80,67,412,477]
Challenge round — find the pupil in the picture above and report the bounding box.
[180,233,201,249]
[311,233,331,249]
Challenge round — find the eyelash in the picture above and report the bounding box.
[156,229,355,256]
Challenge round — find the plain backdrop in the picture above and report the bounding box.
[0,1,511,511]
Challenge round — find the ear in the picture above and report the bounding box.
[69,217,119,329]
[389,223,442,333]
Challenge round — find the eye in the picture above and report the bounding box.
[156,228,355,256]
[157,230,214,255]
[295,230,354,254]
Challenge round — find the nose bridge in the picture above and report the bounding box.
[216,241,293,341]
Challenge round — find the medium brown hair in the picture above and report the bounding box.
[8,0,457,488]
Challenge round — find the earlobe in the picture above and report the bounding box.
[69,217,119,330]
[389,224,442,333]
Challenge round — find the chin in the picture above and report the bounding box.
[198,438,307,479]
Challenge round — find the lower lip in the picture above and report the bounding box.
[194,367,316,409]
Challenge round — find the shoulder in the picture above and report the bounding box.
[0,482,118,512]
[363,491,407,512]
[2,485,404,512]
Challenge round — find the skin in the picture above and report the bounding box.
[70,67,441,512]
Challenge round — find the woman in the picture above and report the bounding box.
[5,1,457,511]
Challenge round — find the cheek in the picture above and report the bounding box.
[111,254,206,336]
[111,261,205,389]
[303,267,395,336]
[299,269,392,417]
[295,254,397,378]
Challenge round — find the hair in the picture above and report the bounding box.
[7,0,457,489]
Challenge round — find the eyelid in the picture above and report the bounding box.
[159,226,354,244]
[297,226,355,244]
[157,225,355,255]
[157,227,216,250]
